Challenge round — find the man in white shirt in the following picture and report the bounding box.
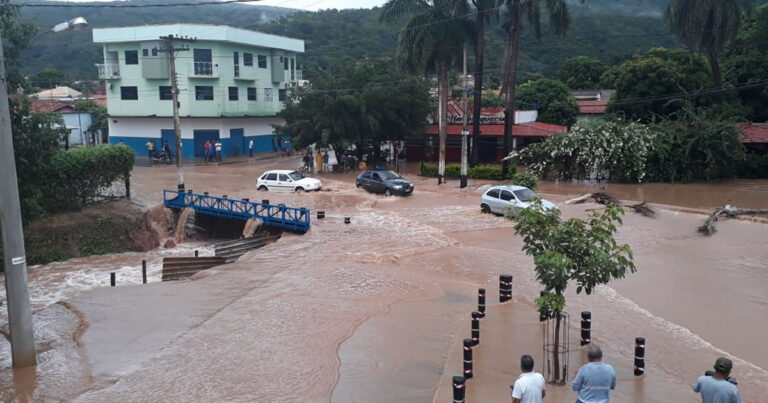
[249,139,254,158]
[511,354,546,403]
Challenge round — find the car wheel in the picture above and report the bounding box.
[481,204,490,214]
[384,188,392,197]
[356,183,362,189]
[258,185,268,191]
[295,187,305,192]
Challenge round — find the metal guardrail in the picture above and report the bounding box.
[214,233,281,263]
[161,256,226,281]
[163,190,311,233]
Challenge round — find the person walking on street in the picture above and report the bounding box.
[572,345,616,403]
[693,357,741,403]
[511,355,546,403]
[146,140,155,162]
[215,140,222,162]
[307,149,314,172]
[323,150,330,173]
[315,149,323,173]
[249,139,254,158]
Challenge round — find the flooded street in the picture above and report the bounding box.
[1,156,767,402]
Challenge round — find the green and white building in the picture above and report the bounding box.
[93,24,303,158]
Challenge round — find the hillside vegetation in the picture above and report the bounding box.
[18,0,694,80]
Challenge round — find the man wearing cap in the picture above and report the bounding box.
[693,357,741,403]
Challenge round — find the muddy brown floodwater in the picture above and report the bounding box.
[0,156,766,402]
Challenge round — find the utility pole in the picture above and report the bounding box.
[0,33,37,368]
[460,44,469,189]
[158,35,195,192]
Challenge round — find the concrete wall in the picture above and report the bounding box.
[62,112,93,146]
[108,116,287,160]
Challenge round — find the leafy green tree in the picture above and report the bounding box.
[275,58,430,164]
[515,78,579,126]
[556,56,607,90]
[470,0,502,167]
[0,0,36,90]
[28,67,71,90]
[74,99,108,137]
[723,3,768,121]
[500,0,584,177]
[664,0,754,87]
[509,202,635,383]
[606,48,712,121]
[380,0,472,184]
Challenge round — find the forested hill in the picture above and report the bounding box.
[17,0,762,81]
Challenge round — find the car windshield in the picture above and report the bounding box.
[513,188,538,202]
[378,170,400,180]
[288,171,304,181]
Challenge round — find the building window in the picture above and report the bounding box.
[247,87,256,101]
[229,86,239,101]
[159,86,173,100]
[257,55,267,69]
[195,86,214,101]
[284,57,289,70]
[244,53,253,66]
[121,86,138,100]
[142,49,149,57]
[278,89,286,102]
[125,50,138,65]
[290,58,295,80]
[233,51,239,65]
[264,88,273,102]
[152,48,158,56]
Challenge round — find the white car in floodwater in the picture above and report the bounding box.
[257,170,322,192]
[480,185,557,215]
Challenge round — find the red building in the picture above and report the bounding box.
[406,122,567,163]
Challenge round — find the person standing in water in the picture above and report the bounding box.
[572,344,616,403]
[511,354,546,403]
[315,149,323,173]
[693,357,741,403]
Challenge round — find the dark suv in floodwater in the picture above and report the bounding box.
[356,170,414,196]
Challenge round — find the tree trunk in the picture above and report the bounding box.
[471,14,485,167]
[438,56,449,185]
[707,51,722,89]
[553,311,562,383]
[502,0,522,178]
[698,205,768,236]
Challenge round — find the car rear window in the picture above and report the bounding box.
[486,189,501,198]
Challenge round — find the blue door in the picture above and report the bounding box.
[161,130,176,156]
[193,130,220,157]
[230,128,244,157]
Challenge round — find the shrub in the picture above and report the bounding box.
[511,172,539,190]
[421,163,516,180]
[737,153,768,178]
[49,145,135,211]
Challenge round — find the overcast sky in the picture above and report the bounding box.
[58,0,388,11]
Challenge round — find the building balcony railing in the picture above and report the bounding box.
[96,63,120,79]
[190,62,219,79]
[234,65,257,81]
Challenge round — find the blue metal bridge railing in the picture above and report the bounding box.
[163,190,311,233]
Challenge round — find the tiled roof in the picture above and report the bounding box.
[737,122,768,143]
[30,99,74,114]
[577,100,608,114]
[426,122,567,137]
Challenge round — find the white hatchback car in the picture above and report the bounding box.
[257,170,322,192]
[480,185,556,214]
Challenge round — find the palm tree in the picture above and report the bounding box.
[470,0,502,167]
[499,0,582,382]
[664,0,754,88]
[500,0,582,177]
[380,0,472,184]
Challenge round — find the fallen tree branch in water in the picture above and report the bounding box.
[565,192,655,217]
[698,205,768,236]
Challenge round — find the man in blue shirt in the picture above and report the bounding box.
[572,344,616,403]
[693,357,741,403]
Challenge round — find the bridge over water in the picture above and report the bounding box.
[163,190,311,233]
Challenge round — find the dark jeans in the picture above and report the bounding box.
[249,148,253,157]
